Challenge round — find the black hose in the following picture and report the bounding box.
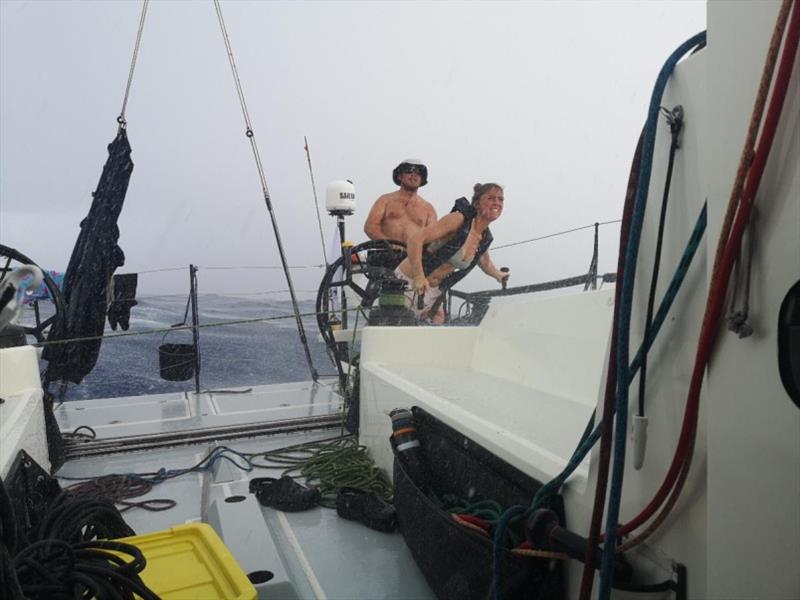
[1,477,160,600]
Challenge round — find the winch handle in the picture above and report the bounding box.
[500,267,510,290]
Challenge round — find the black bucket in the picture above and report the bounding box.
[392,407,566,600]
[158,343,195,381]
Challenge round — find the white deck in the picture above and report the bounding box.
[55,432,435,600]
[0,344,434,600]
[55,379,342,439]
[359,289,613,486]
[2,2,798,599]
[357,3,800,597]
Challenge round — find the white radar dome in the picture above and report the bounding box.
[326,180,356,215]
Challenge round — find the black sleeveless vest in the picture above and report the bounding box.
[421,197,493,290]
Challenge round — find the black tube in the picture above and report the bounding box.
[525,509,632,582]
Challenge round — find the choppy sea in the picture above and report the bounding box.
[29,295,335,401]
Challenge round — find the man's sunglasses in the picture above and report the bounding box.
[400,165,424,175]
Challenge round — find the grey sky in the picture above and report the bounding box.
[1,0,705,297]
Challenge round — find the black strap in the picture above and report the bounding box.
[638,105,684,418]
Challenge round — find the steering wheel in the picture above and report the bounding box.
[0,243,64,343]
[315,239,406,356]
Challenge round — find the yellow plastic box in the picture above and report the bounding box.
[118,522,257,600]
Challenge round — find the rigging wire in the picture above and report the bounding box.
[118,0,149,127]
[304,136,329,266]
[135,266,189,275]
[212,0,318,382]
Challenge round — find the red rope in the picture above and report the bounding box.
[451,513,491,538]
[578,131,643,600]
[617,0,800,542]
[580,5,798,596]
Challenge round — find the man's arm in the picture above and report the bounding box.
[364,196,388,240]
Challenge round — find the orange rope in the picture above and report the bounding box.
[511,548,569,561]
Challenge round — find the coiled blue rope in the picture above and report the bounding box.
[601,31,706,600]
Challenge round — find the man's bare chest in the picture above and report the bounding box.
[385,199,427,225]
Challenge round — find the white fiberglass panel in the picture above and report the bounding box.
[471,289,614,407]
[0,346,49,477]
[704,1,800,597]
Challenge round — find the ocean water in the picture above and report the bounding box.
[30,295,336,401]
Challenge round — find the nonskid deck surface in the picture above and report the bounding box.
[55,379,343,439]
[54,381,435,599]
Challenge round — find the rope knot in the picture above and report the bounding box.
[726,311,753,338]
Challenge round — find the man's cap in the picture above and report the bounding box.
[393,159,428,186]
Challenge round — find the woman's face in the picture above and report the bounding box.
[477,187,504,221]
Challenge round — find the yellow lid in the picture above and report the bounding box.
[117,523,256,600]
[342,240,355,248]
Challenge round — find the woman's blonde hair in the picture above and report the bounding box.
[471,182,503,207]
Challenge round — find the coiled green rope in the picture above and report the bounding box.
[247,435,392,508]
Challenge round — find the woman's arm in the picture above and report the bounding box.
[407,212,464,290]
[478,251,509,284]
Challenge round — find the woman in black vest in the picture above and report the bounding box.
[394,182,509,321]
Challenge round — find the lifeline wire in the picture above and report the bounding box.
[492,219,621,251]
[200,264,325,270]
[31,306,364,348]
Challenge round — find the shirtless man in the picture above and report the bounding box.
[364,159,437,243]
